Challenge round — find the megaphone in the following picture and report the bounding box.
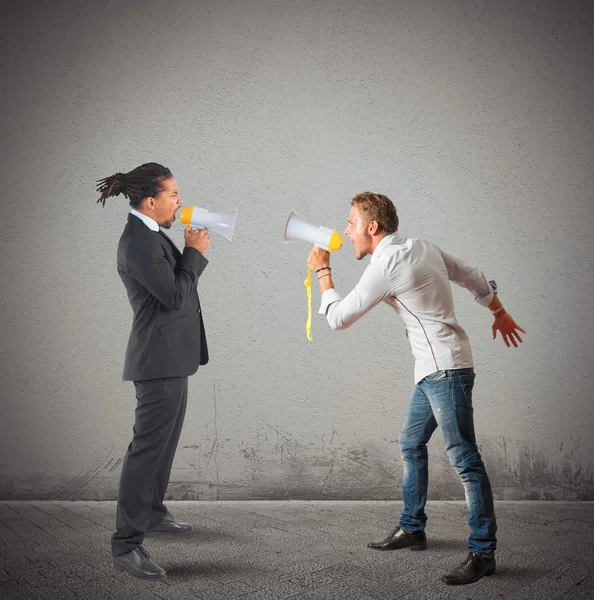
[283,211,343,252]
[179,205,238,241]
[284,211,343,341]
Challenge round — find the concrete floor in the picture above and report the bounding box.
[0,501,593,599]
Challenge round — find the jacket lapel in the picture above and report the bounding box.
[127,214,180,269]
[157,230,182,265]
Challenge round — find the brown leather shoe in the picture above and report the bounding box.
[113,546,166,581]
[148,514,193,534]
[442,552,496,585]
[367,527,427,551]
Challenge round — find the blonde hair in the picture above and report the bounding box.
[350,192,399,233]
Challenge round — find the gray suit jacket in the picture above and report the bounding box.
[117,213,209,381]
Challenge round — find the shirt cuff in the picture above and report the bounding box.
[474,279,498,307]
[319,288,341,315]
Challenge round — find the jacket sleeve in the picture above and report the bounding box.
[125,235,208,310]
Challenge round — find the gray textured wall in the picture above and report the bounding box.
[1,0,593,501]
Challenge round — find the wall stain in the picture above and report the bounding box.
[43,443,116,500]
[241,447,261,462]
[3,435,594,500]
[207,381,220,500]
[318,429,337,495]
[108,457,123,472]
[482,436,594,500]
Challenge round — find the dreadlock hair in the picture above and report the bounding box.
[96,163,173,208]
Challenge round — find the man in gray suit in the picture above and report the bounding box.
[97,163,210,581]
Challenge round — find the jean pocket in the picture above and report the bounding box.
[424,370,448,382]
[460,381,473,408]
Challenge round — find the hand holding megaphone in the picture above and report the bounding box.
[306,246,331,272]
[184,227,210,254]
[283,211,343,340]
[179,205,238,241]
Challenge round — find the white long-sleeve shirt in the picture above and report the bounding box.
[319,233,497,383]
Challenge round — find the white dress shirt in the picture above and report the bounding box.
[319,233,497,384]
[130,209,159,231]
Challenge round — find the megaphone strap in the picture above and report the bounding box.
[304,269,313,341]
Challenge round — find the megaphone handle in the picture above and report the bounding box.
[304,269,313,341]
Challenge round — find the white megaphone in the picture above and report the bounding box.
[284,211,343,342]
[283,211,343,252]
[179,205,238,241]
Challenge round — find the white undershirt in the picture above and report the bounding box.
[130,209,159,232]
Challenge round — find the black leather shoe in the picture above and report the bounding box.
[148,513,193,534]
[113,546,166,581]
[442,552,496,585]
[367,527,427,551]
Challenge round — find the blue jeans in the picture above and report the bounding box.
[399,368,497,554]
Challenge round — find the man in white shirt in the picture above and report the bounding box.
[307,192,525,586]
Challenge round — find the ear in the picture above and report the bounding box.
[368,220,379,235]
[143,196,156,210]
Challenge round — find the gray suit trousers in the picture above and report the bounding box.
[111,377,188,556]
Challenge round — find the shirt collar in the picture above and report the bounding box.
[371,231,404,260]
[130,209,160,232]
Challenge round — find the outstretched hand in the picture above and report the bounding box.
[492,311,526,348]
